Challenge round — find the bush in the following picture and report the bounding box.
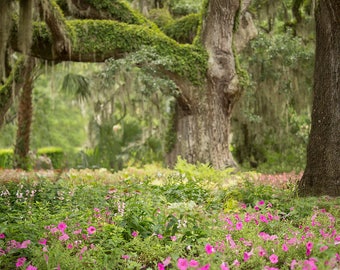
[37,147,64,169]
[0,149,13,169]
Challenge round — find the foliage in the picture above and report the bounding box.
[37,147,64,169]
[0,149,13,168]
[0,166,339,269]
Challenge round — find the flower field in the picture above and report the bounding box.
[0,163,339,269]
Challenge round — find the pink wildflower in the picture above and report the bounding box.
[67,243,73,249]
[16,257,26,268]
[59,233,69,241]
[319,245,328,252]
[199,264,210,270]
[282,243,288,252]
[163,257,171,266]
[269,254,278,264]
[236,222,243,230]
[26,266,37,270]
[131,231,138,237]
[73,229,82,235]
[121,255,129,260]
[290,259,298,269]
[157,234,163,239]
[38,238,47,245]
[244,251,252,262]
[57,222,67,232]
[158,263,165,270]
[205,244,215,255]
[87,226,96,235]
[220,262,229,270]
[0,233,5,239]
[260,214,269,223]
[189,260,199,267]
[258,246,267,257]
[177,258,189,270]
[170,235,177,241]
[20,240,31,248]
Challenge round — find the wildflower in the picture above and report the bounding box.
[170,235,177,241]
[220,262,229,270]
[282,243,288,252]
[38,238,47,245]
[73,229,82,234]
[244,251,252,262]
[205,244,215,255]
[319,245,328,252]
[260,214,269,223]
[258,200,265,206]
[87,226,96,235]
[199,264,210,270]
[157,234,163,239]
[158,263,165,270]
[131,231,138,237]
[189,259,199,267]
[67,244,73,249]
[290,260,298,270]
[177,258,189,270]
[0,233,5,239]
[269,254,278,264]
[16,257,26,268]
[59,233,69,241]
[258,246,267,257]
[122,255,129,260]
[20,240,31,248]
[57,222,67,232]
[236,222,243,230]
[26,265,37,270]
[163,257,171,266]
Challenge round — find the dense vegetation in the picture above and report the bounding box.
[0,161,339,269]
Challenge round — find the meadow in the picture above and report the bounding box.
[0,161,339,269]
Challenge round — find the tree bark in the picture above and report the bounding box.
[166,0,241,169]
[14,57,36,170]
[298,0,340,196]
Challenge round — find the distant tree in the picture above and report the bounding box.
[298,0,340,196]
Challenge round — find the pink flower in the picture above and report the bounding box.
[163,257,171,266]
[282,243,288,252]
[236,222,243,230]
[258,246,267,257]
[258,200,265,206]
[158,263,165,270]
[170,235,177,241]
[306,241,313,250]
[26,266,37,270]
[131,231,138,237]
[20,240,31,248]
[73,229,82,235]
[16,257,26,268]
[38,238,47,245]
[122,255,130,260]
[87,226,96,235]
[199,264,210,270]
[189,259,199,267]
[269,254,278,264]
[157,234,163,239]
[177,258,189,270]
[220,262,229,270]
[244,250,253,262]
[205,244,215,255]
[260,214,269,223]
[57,222,67,232]
[0,233,5,239]
[59,233,69,241]
[290,259,298,270]
[67,243,73,249]
[319,245,328,252]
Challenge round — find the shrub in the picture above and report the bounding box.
[0,149,13,169]
[37,147,64,169]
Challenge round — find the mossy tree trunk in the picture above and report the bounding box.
[166,0,240,168]
[14,57,36,170]
[298,0,340,196]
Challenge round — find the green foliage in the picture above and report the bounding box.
[37,147,64,169]
[0,149,13,168]
[163,13,199,43]
[148,8,173,28]
[168,0,203,16]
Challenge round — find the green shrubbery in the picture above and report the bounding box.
[0,162,339,269]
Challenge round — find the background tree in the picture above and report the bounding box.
[298,0,340,196]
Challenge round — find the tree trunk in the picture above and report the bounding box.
[298,0,340,196]
[14,57,35,170]
[166,0,241,169]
